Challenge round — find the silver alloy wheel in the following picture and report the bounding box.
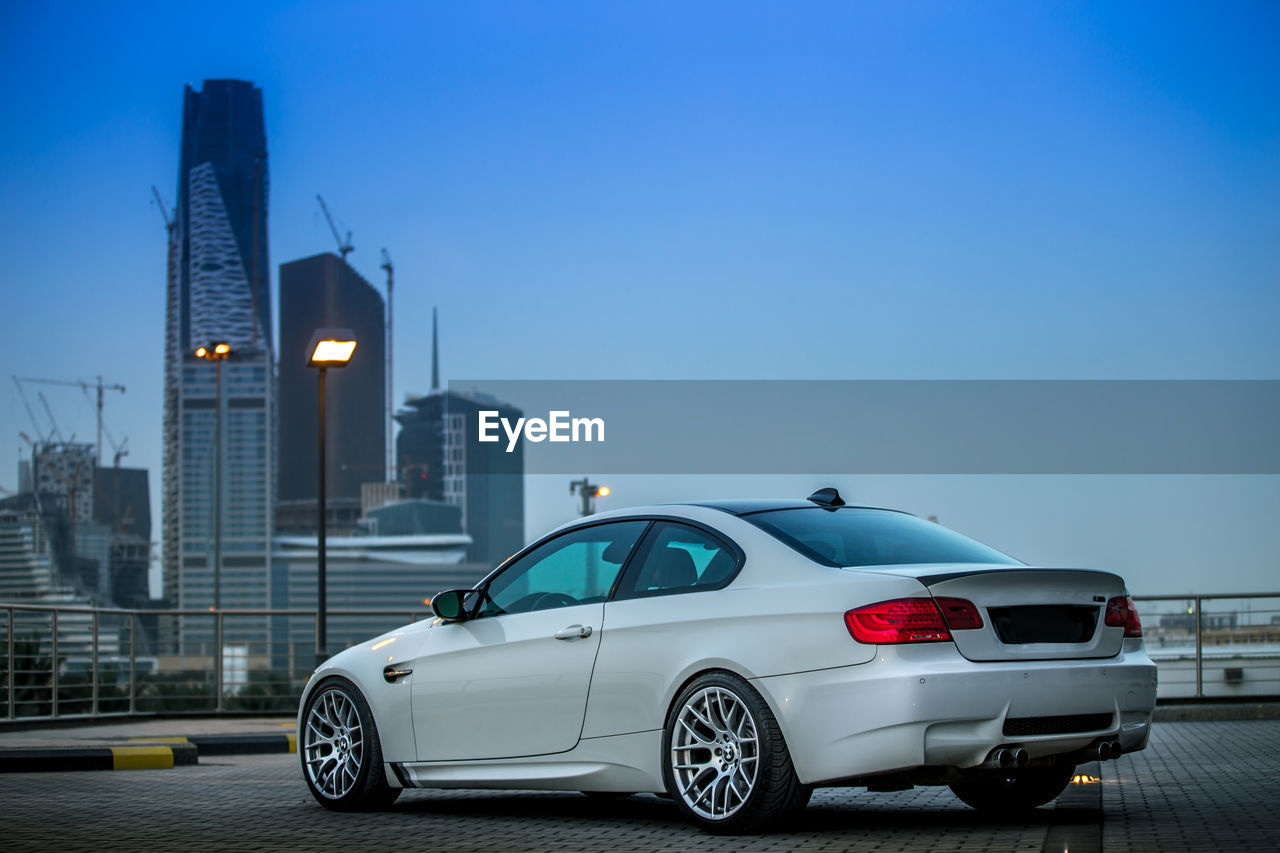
[670,685,760,820]
[304,688,365,800]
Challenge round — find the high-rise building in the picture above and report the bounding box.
[395,321,524,567]
[395,389,525,567]
[94,467,153,608]
[32,443,95,525]
[0,506,118,663]
[277,253,386,510]
[11,445,152,608]
[162,80,275,653]
[0,502,63,602]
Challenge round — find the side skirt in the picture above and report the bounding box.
[391,730,664,793]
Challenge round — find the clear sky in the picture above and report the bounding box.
[1,2,1277,596]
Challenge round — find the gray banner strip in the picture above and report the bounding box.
[442,380,1279,474]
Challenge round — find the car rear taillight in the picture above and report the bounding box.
[1104,595,1143,638]
[934,597,984,631]
[844,598,953,644]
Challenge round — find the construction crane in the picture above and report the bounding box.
[151,185,175,234]
[380,248,394,483]
[12,376,47,442]
[37,393,68,443]
[317,194,354,262]
[13,376,126,467]
[103,432,129,468]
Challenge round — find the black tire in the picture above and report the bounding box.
[948,764,1075,812]
[662,671,811,834]
[301,677,401,811]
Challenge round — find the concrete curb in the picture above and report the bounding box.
[179,733,297,756]
[125,733,297,755]
[0,743,198,773]
[1154,702,1280,722]
[0,732,295,772]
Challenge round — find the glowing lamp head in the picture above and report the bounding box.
[596,486,610,497]
[195,342,231,361]
[307,328,358,367]
[312,340,356,362]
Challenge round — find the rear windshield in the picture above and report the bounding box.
[743,507,1017,568]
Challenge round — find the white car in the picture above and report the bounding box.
[298,489,1157,833]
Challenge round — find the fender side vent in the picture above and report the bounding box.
[383,665,413,683]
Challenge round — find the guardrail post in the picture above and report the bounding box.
[51,609,59,718]
[91,610,99,716]
[129,612,136,715]
[1194,595,1203,698]
[215,611,224,713]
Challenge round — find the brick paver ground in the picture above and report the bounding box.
[1102,720,1280,852]
[0,720,1276,852]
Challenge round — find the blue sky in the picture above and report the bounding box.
[1,2,1277,595]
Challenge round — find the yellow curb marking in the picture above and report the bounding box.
[277,722,295,728]
[111,746,174,770]
[287,733,297,753]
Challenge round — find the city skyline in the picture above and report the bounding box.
[1,3,1278,597]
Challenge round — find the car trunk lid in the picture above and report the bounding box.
[843,564,1128,661]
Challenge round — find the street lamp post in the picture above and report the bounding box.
[307,329,357,666]
[569,477,610,517]
[195,342,231,611]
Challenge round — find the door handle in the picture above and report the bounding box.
[554,624,592,640]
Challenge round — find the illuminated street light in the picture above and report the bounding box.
[307,329,356,665]
[307,330,357,367]
[569,477,610,517]
[195,341,231,611]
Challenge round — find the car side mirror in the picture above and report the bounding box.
[431,589,477,622]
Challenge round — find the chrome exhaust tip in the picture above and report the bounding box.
[1096,740,1123,760]
[993,748,1012,768]
[1012,748,1030,767]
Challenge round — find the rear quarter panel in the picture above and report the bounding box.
[582,513,927,739]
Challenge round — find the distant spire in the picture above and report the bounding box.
[431,306,440,391]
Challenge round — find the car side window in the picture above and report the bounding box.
[481,520,649,616]
[613,522,742,600]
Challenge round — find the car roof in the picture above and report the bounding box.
[683,499,912,517]
[548,499,915,538]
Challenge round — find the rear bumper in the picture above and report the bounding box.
[753,640,1157,786]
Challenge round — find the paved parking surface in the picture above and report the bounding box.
[1,721,1277,852]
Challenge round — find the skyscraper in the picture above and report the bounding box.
[277,253,386,510]
[395,318,525,567]
[162,80,274,652]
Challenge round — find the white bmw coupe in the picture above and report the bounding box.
[298,489,1157,833]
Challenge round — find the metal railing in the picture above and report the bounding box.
[1132,593,1280,699]
[1,603,425,721]
[3,594,1278,721]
